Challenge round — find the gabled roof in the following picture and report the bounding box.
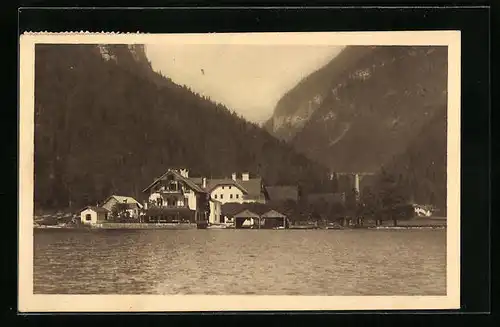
[238,177,266,199]
[204,178,249,194]
[234,209,260,219]
[142,169,206,193]
[103,195,143,208]
[81,206,109,213]
[189,176,267,200]
[221,202,271,217]
[265,186,299,202]
[261,209,286,218]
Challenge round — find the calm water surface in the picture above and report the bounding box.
[34,229,446,295]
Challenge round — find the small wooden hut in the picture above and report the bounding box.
[233,209,260,229]
[260,209,287,229]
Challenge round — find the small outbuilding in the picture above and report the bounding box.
[101,195,143,218]
[233,209,260,229]
[80,206,109,225]
[261,209,287,229]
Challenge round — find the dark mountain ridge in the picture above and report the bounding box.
[34,44,331,210]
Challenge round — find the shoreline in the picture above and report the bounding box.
[33,222,446,231]
[34,222,198,230]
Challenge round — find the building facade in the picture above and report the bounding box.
[142,169,211,224]
[142,169,269,225]
[80,206,108,225]
[190,172,269,205]
[101,195,143,219]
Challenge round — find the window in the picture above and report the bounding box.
[230,194,233,199]
[229,186,232,189]
[214,194,217,199]
[222,186,224,190]
[220,194,224,200]
[85,214,91,221]
[236,194,239,199]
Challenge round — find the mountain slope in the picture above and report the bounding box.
[34,44,330,210]
[379,106,447,213]
[265,45,448,211]
[263,46,372,141]
[270,45,447,173]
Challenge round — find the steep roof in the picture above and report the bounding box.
[81,206,109,213]
[266,185,299,202]
[221,202,272,217]
[234,209,260,219]
[104,195,143,208]
[261,209,286,218]
[204,178,249,194]
[142,169,206,193]
[188,176,267,200]
[238,177,266,199]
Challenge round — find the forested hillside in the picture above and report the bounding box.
[34,44,330,211]
[376,107,447,213]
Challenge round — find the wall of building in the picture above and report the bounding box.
[80,210,106,225]
[104,197,140,218]
[209,200,222,224]
[125,208,139,218]
[185,191,198,210]
[148,192,191,208]
[210,185,245,204]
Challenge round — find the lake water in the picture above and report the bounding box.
[34,229,446,295]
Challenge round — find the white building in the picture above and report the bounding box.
[101,195,143,218]
[80,206,108,225]
[190,172,269,205]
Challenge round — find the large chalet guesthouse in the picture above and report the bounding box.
[142,168,269,227]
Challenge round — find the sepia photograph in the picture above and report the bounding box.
[18,31,460,312]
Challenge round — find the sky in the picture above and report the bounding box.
[145,44,344,124]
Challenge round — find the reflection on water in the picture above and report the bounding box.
[34,229,446,295]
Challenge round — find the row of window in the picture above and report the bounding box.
[213,193,239,200]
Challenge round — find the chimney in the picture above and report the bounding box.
[354,173,360,201]
[202,177,207,189]
[242,172,250,181]
[180,168,189,178]
[231,173,237,181]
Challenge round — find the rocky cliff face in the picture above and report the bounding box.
[267,46,447,173]
[264,46,372,141]
[265,45,448,211]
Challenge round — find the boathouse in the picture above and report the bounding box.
[233,209,260,229]
[80,206,108,225]
[261,209,287,229]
